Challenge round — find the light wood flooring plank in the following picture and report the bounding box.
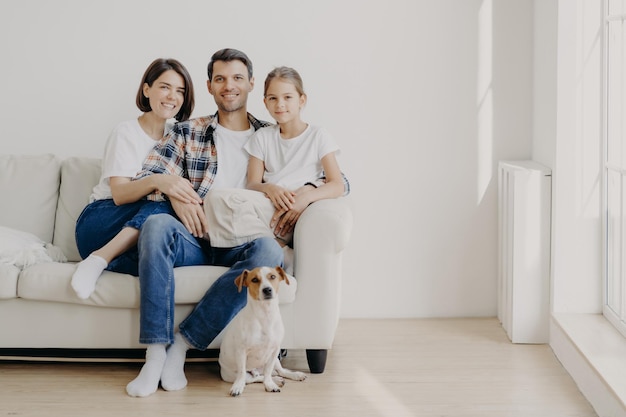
[0,318,597,417]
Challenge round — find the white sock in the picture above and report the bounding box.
[126,344,167,397]
[283,245,294,275]
[71,254,108,299]
[161,332,189,391]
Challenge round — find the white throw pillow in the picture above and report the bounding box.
[0,226,67,269]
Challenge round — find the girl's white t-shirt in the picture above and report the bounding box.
[211,124,254,190]
[244,124,339,190]
[90,119,170,202]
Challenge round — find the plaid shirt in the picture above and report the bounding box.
[136,112,350,201]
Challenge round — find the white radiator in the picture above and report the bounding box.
[497,160,552,343]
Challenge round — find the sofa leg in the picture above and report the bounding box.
[306,349,327,374]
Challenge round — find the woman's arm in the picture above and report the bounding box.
[110,174,201,206]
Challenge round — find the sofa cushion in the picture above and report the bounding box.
[0,264,19,299]
[0,154,61,243]
[53,157,102,262]
[17,264,297,307]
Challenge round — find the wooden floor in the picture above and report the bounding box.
[0,318,597,417]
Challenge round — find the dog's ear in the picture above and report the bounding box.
[234,270,250,292]
[276,265,290,285]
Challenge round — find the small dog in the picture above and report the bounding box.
[219,266,307,396]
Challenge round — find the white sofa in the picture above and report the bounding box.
[0,154,353,373]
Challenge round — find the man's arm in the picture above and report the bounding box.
[134,126,189,201]
[308,172,350,196]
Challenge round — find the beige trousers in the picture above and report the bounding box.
[203,188,292,248]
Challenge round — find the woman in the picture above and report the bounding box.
[72,58,199,299]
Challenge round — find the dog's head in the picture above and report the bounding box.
[234,266,290,301]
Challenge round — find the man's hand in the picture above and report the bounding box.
[170,198,208,238]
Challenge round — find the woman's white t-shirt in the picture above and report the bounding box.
[243,124,339,190]
[90,119,170,202]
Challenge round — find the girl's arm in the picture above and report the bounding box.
[246,156,295,211]
[291,152,344,209]
[272,152,344,236]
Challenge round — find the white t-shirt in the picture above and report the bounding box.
[90,119,171,202]
[211,124,254,190]
[244,124,339,190]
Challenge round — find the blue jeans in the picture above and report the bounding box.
[136,213,283,349]
[75,199,175,276]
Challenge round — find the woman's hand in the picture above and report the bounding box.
[156,174,202,204]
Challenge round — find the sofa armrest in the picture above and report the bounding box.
[295,197,353,254]
[290,197,354,348]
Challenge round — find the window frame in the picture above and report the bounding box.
[603,0,626,336]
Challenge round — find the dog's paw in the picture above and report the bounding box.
[292,371,307,381]
[273,376,285,387]
[229,383,245,397]
[264,381,282,393]
[280,370,307,381]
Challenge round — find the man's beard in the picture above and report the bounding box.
[217,95,246,113]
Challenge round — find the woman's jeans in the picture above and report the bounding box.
[137,213,283,349]
[75,199,175,276]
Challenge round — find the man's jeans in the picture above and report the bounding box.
[137,213,283,349]
[75,199,174,276]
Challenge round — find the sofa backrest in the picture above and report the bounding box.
[0,154,61,243]
[53,157,102,262]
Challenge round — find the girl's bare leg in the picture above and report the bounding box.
[71,227,139,299]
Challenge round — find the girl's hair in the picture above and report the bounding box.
[136,58,195,121]
[264,66,305,97]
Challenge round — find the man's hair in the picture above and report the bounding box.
[207,48,253,81]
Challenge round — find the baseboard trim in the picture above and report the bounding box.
[0,348,219,363]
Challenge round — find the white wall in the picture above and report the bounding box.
[0,0,534,318]
[532,0,557,169]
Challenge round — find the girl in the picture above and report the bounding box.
[203,66,345,274]
[72,58,199,299]
[246,66,345,229]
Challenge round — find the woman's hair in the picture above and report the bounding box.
[264,66,305,97]
[136,58,195,121]
[207,48,253,81]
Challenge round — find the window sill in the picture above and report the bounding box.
[551,313,626,416]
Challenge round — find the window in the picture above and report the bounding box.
[604,0,626,335]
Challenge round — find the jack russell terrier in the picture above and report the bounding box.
[219,266,307,396]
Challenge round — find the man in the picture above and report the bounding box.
[125,48,283,397]
[126,48,349,398]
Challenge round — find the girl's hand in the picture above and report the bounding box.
[264,183,296,211]
[270,193,310,237]
[273,209,301,237]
